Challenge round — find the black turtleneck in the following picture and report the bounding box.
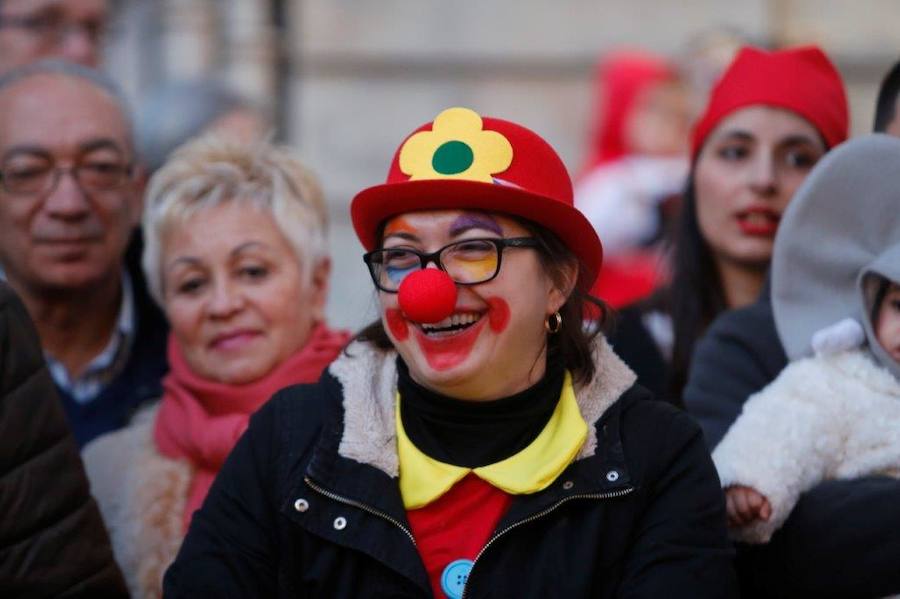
[397,350,566,469]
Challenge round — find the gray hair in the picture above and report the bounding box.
[0,58,133,144]
[142,134,329,305]
[136,79,257,173]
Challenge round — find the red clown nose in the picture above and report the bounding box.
[397,269,458,324]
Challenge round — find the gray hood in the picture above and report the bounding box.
[859,243,900,380]
[772,134,900,370]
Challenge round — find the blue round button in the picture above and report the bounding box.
[440,559,473,599]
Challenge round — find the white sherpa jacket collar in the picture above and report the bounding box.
[327,335,637,478]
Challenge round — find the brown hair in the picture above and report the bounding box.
[353,216,609,386]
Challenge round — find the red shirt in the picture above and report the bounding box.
[407,473,512,598]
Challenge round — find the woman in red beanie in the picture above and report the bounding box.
[163,106,737,598]
[609,45,849,403]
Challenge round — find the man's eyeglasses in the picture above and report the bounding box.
[0,10,107,46]
[0,158,133,196]
[363,237,540,293]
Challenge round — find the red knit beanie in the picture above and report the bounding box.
[690,45,849,158]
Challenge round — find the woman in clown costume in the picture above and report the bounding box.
[164,107,736,598]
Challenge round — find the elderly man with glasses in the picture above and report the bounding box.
[0,0,107,74]
[0,60,168,446]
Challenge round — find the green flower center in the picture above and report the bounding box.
[432,140,474,175]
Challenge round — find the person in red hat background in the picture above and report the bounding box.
[575,50,692,309]
[607,45,849,404]
[163,106,736,598]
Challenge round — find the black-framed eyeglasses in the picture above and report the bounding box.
[363,237,540,293]
[0,159,133,196]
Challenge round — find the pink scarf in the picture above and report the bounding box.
[154,323,350,531]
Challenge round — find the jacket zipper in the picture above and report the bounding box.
[460,486,635,599]
[303,476,417,547]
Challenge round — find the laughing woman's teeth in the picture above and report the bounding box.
[450,313,478,327]
[420,312,482,336]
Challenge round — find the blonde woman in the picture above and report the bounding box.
[83,135,349,598]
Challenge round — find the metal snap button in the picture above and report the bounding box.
[562,480,574,490]
[606,470,619,482]
[293,498,309,512]
[333,516,347,530]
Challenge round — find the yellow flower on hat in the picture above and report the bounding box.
[399,107,513,182]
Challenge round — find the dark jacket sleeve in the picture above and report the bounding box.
[737,476,900,597]
[0,282,127,597]
[617,403,738,598]
[682,298,787,449]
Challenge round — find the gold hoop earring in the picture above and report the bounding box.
[545,311,562,334]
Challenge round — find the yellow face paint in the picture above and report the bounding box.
[456,253,498,282]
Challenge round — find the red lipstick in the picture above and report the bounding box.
[736,206,780,237]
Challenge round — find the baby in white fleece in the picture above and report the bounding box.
[710,135,900,545]
[715,277,900,543]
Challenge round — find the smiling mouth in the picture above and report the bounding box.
[418,312,483,337]
[209,330,261,350]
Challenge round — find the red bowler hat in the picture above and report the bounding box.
[351,107,604,285]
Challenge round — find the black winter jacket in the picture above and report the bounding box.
[683,290,786,451]
[165,340,736,598]
[0,282,128,597]
[684,291,900,597]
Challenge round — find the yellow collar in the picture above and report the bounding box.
[397,371,588,509]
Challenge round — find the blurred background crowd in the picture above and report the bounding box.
[97,0,900,330]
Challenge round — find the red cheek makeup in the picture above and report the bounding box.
[385,308,409,341]
[486,297,510,333]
